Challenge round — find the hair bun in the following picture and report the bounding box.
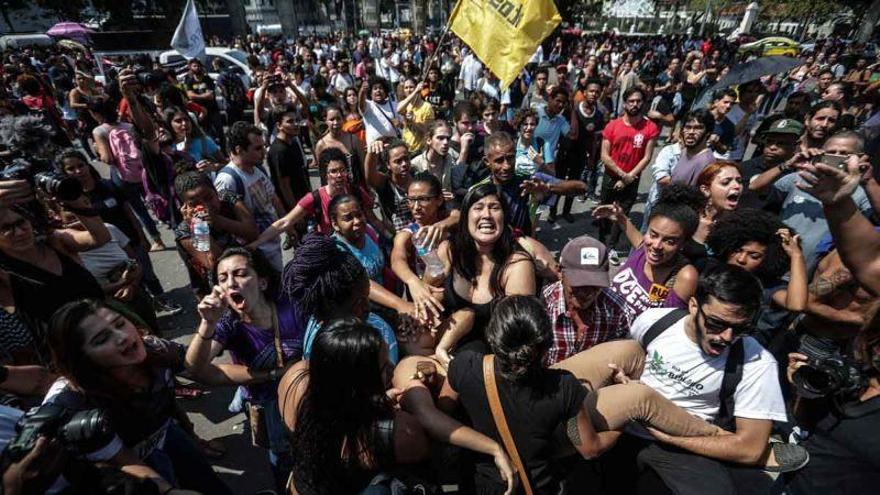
[283,233,344,299]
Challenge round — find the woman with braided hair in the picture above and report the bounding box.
[285,232,400,364]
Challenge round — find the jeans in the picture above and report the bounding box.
[110,170,160,240]
[145,422,233,494]
[597,174,640,251]
[249,396,293,492]
[552,340,723,437]
[132,243,164,296]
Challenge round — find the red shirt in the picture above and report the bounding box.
[601,117,659,173]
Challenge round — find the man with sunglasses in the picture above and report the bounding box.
[601,265,805,494]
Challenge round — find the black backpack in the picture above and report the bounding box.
[639,309,744,432]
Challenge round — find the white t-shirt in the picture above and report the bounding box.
[80,224,132,284]
[214,164,283,271]
[630,308,787,424]
[458,54,483,91]
[362,99,400,145]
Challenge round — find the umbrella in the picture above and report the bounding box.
[47,22,93,43]
[692,55,801,111]
[712,56,800,90]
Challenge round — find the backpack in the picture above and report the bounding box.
[107,124,145,181]
[220,70,246,107]
[639,309,744,432]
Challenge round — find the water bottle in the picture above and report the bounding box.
[409,223,444,280]
[192,207,211,252]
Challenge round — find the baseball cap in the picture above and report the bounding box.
[560,235,610,287]
[762,118,803,137]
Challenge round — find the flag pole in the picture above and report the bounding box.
[420,0,462,81]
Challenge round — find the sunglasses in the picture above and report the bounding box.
[698,306,754,337]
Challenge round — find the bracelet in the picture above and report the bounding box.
[197,331,215,340]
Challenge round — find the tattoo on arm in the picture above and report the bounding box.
[809,268,854,297]
[566,416,582,446]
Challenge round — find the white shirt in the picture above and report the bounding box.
[629,308,787,426]
[362,99,400,145]
[458,54,483,91]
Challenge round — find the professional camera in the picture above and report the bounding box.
[5,403,113,462]
[0,157,82,201]
[793,334,866,399]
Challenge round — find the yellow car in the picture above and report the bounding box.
[738,37,800,57]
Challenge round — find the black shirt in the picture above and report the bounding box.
[738,156,771,210]
[183,73,218,112]
[785,395,880,495]
[448,350,587,495]
[86,179,142,247]
[267,136,310,209]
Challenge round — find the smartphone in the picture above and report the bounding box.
[815,153,849,170]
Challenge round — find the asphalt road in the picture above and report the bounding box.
[101,146,657,494]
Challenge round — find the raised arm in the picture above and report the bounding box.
[50,197,111,252]
[592,202,642,248]
[797,158,880,295]
[364,140,389,190]
[248,204,310,249]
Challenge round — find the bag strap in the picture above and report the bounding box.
[271,302,284,369]
[482,355,533,495]
[218,165,246,197]
[713,339,745,432]
[640,309,689,349]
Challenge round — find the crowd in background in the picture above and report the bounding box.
[0,26,878,495]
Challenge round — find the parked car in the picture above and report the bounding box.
[738,37,800,57]
[159,47,253,88]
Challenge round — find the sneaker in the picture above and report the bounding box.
[576,195,588,203]
[282,234,294,251]
[766,442,810,473]
[608,250,622,266]
[154,297,183,316]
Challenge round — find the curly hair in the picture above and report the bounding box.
[283,233,368,320]
[657,182,706,213]
[512,107,539,130]
[705,208,791,284]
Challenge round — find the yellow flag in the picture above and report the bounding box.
[449,0,562,89]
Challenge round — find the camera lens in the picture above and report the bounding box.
[34,172,83,202]
[793,364,839,399]
[60,409,113,452]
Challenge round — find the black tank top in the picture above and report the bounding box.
[442,271,493,345]
[0,246,104,327]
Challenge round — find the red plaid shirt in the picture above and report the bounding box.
[542,281,632,366]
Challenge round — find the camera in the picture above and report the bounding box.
[793,334,866,399]
[0,157,82,201]
[5,403,113,462]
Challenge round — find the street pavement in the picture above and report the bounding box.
[105,150,657,493]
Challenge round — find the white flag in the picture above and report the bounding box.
[171,0,206,61]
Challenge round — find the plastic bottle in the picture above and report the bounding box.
[409,223,444,280]
[192,206,211,252]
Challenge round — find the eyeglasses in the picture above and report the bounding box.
[0,217,27,236]
[406,195,438,205]
[697,306,754,337]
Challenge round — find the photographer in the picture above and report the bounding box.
[0,184,109,333]
[784,301,880,493]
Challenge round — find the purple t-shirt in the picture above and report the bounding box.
[669,148,715,186]
[213,296,305,401]
[606,246,686,320]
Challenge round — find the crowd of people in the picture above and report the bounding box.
[0,27,878,495]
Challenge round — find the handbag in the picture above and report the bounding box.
[483,354,534,495]
[249,303,283,449]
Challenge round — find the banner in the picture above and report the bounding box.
[171,0,206,61]
[449,0,562,89]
